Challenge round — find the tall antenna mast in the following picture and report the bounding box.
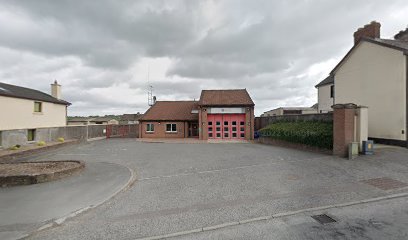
[147,64,154,106]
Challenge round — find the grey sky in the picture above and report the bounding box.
[0,0,407,116]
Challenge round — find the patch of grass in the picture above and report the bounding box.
[37,141,46,146]
[57,137,65,143]
[259,121,333,149]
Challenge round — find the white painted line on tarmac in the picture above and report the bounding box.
[202,221,240,231]
[139,228,203,240]
[139,155,331,181]
[56,153,94,156]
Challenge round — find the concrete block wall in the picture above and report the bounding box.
[0,129,27,148]
[0,124,131,149]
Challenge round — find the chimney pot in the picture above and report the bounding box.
[353,21,381,45]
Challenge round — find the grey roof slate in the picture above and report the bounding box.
[369,38,408,52]
[315,75,334,88]
[0,82,70,105]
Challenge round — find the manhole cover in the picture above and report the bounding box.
[311,214,337,224]
[360,177,408,190]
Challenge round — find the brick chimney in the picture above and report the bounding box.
[353,21,381,45]
[394,27,408,41]
[51,80,62,99]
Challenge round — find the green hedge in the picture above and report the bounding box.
[259,121,333,149]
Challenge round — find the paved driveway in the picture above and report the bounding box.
[25,139,408,239]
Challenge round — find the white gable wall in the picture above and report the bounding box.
[334,41,406,141]
[317,84,334,113]
[0,95,67,130]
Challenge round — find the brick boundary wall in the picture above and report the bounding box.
[332,104,357,157]
[255,113,333,131]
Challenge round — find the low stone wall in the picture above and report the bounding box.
[255,113,333,131]
[0,160,85,187]
[0,124,138,149]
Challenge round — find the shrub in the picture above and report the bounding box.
[57,137,65,143]
[10,145,20,150]
[259,121,333,149]
[37,141,46,146]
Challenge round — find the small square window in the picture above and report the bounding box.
[240,121,245,126]
[224,121,228,125]
[232,127,237,131]
[34,102,42,113]
[28,129,36,141]
[224,133,229,138]
[240,133,245,138]
[166,123,177,132]
[208,122,213,126]
[240,127,245,132]
[208,127,213,132]
[232,133,237,137]
[216,127,221,131]
[146,123,155,132]
[224,127,228,131]
[209,133,213,137]
[232,121,237,126]
[216,133,221,138]
[216,121,221,126]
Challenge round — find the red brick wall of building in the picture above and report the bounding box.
[199,106,254,140]
[139,121,189,138]
[199,107,208,140]
[245,106,255,140]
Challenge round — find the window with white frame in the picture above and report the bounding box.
[146,123,154,132]
[166,123,177,132]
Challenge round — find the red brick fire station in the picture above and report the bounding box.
[139,89,255,140]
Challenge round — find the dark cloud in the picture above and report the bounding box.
[0,0,407,116]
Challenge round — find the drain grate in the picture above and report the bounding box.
[360,177,408,190]
[311,214,337,224]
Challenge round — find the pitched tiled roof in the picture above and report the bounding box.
[0,82,70,105]
[140,101,199,121]
[370,38,408,51]
[198,89,254,106]
[120,113,143,121]
[315,75,334,88]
